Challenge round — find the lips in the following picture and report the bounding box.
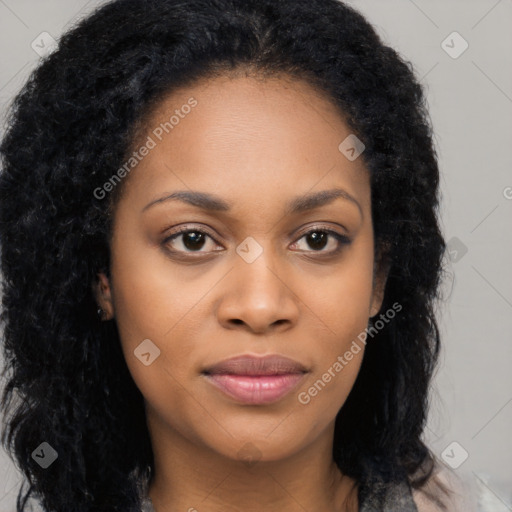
[202,354,308,405]
[202,354,308,376]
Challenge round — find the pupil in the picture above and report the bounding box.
[184,232,205,251]
[308,231,327,250]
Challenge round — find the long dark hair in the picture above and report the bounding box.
[0,0,448,510]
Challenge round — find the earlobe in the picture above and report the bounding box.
[370,280,385,318]
[93,272,114,320]
[370,247,391,318]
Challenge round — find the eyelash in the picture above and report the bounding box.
[162,224,351,258]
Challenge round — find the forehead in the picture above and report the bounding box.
[120,74,370,215]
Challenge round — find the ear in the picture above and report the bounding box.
[369,243,391,318]
[93,272,114,320]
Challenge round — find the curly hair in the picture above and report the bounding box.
[0,0,449,510]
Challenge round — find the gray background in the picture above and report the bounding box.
[0,1,511,510]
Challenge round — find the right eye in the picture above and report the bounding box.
[162,226,224,254]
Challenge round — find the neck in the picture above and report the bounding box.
[145,406,358,512]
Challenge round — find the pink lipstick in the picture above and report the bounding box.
[202,354,308,405]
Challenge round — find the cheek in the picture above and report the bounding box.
[295,294,368,423]
[108,236,208,405]
[111,271,203,433]
[293,239,374,410]
[109,228,202,344]
[300,236,375,343]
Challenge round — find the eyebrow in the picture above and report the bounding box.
[142,188,363,218]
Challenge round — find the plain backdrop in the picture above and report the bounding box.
[0,1,511,511]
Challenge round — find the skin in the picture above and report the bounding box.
[95,73,388,512]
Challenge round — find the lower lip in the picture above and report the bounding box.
[203,373,306,404]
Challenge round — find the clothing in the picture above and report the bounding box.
[141,497,155,512]
[140,474,418,511]
[358,474,418,512]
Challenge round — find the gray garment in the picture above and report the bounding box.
[140,475,418,511]
[141,497,155,512]
[358,475,419,512]
[141,498,154,512]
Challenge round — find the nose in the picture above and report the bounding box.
[215,249,300,335]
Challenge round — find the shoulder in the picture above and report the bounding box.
[411,460,478,512]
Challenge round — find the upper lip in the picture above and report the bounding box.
[202,354,308,376]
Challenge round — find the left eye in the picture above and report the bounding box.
[291,229,350,253]
[163,227,350,255]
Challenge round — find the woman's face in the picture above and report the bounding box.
[96,74,387,464]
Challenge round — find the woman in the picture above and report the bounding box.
[0,0,469,510]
